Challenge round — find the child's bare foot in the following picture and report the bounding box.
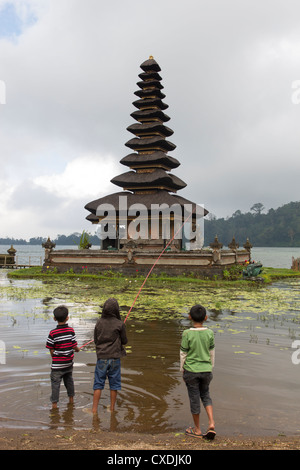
[185,426,203,438]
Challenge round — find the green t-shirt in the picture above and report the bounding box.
[180,327,215,373]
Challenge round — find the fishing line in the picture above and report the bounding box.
[79,339,93,349]
[79,206,197,348]
[123,209,195,323]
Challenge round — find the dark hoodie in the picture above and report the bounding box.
[94,298,128,359]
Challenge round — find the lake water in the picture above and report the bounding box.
[1,246,300,438]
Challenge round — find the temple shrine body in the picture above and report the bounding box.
[43,57,251,276]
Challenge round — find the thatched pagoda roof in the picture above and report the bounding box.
[125,136,176,153]
[85,190,207,218]
[130,108,170,123]
[140,58,161,72]
[132,97,169,111]
[111,169,186,192]
[127,122,174,138]
[120,152,180,170]
[137,79,163,90]
[134,88,166,100]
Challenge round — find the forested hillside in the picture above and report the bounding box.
[204,201,300,247]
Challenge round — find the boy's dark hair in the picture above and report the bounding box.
[53,305,69,322]
[189,304,207,323]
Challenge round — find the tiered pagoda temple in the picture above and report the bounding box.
[84,56,205,252]
[43,57,251,276]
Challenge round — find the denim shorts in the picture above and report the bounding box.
[93,358,121,390]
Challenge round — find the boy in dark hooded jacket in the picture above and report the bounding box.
[92,298,128,413]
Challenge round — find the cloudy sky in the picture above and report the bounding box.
[0,0,300,239]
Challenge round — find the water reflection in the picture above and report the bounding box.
[118,319,183,432]
[49,404,75,429]
[0,299,186,433]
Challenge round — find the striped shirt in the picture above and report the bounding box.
[46,324,78,370]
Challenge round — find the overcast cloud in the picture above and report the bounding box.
[0,0,300,239]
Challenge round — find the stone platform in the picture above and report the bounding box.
[43,246,251,278]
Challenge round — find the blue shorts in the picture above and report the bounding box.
[93,358,121,390]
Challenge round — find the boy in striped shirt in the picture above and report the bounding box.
[46,305,79,409]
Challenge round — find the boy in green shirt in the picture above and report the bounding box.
[180,304,216,440]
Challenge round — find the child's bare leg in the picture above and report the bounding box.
[205,405,215,430]
[110,390,117,412]
[191,413,201,434]
[92,389,102,414]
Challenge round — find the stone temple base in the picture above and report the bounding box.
[43,247,251,278]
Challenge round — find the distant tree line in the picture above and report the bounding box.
[204,201,300,247]
[0,233,101,246]
[1,201,300,247]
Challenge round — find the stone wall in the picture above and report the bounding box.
[44,247,251,278]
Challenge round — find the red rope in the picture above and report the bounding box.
[79,339,93,349]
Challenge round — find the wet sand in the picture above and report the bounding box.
[1,427,300,450]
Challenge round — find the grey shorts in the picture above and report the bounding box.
[183,370,213,414]
[50,366,74,403]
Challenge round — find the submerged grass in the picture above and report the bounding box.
[2,266,300,324]
[6,265,300,284]
[260,267,300,282]
[2,266,300,352]
[4,266,234,284]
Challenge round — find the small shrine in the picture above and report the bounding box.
[44,57,251,276]
[0,245,16,268]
